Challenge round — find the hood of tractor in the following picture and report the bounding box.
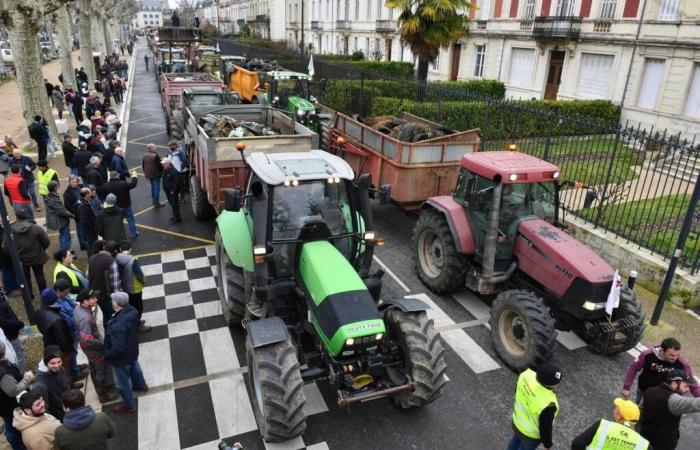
[514,219,614,297]
[288,96,316,112]
[299,240,385,357]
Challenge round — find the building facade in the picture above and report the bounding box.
[132,0,164,29]
[435,0,700,137]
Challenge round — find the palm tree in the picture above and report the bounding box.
[385,0,472,82]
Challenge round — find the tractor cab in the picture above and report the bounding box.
[265,71,321,127]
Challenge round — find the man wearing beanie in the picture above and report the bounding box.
[12,389,60,450]
[508,364,561,450]
[99,167,139,238]
[34,346,71,421]
[95,193,127,243]
[104,292,147,414]
[34,289,74,375]
[571,398,649,449]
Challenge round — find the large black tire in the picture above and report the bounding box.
[169,117,182,139]
[581,286,646,355]
[214,229,245,326]
[384,309,447,408]
[489,290,557,371]
[190,175,216,220]
[245,337,306,443]
[397,123,418,142]
[413,210,467,294]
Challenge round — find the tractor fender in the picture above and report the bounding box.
[246,317,290,348]
[422,197,476,255]
[379,296,430,313]
[216,211,254,272]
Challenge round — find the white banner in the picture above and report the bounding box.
[308,54,315,77]
[605,270,621,317]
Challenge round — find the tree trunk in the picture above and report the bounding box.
[77,0,96,83]
[46,19,58,59]
[417,56,429,83]
[6,9,59,144]
[55,5,75,89]
[91,15,106,57]
[103,18,112,55]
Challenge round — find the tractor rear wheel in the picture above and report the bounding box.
[190,175,216,220]
[489,290,557,371]
[384,309,447,408]
[581,286,646,355]
[214,229,245,326]
[414,210,467,294]
[245,337,306,443]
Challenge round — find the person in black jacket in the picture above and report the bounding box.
[0,342,33,449]
[76,188,98,257]
[100,171,139,238]
[27,115,48,162]
[34,289,74,360]
[96,194,127,243]
[73,143,92,180]
[35,346,71,422]
[162,157,181,223]
[84,156,103,190]
[62,134,78,177]
[0,292,25,372]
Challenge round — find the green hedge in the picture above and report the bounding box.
[369,97,620,138]
[347,61,415,79]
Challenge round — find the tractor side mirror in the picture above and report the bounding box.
[224,188,241,212]
[379,184,391,205]
[583,189,597,209]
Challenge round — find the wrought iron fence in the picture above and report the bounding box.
[216,38,700,273]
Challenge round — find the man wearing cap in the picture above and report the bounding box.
[34,346,71,421]
[508,364,561,450]
[104,292,148,414]
[95,194,127,243]
[100,168,139,238]
[571,398,649,450]
[62,134,78,177]
[12,389,61,450]
[162,157,182,223]
[73,289,118,403]
[623,337,699,402]
[0,342,33,450]
[640,369,700,450]
[167,139,188,202]
[34,289,75,377]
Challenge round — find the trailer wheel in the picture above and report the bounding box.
[489,290,557,371]
[190,175,216,220]
[246,337,307,443]
[384,309,447,408]
[413,210,467,294]
[580,286,646,355]
[215,229,246,326]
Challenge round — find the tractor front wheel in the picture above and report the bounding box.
[414,210,467,294]
[489,290,557,371]
[214,229,246,326]
[245,337,307,443]
[384,309,447,408]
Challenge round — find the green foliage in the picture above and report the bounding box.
[350,50,365,61]
[347,61,415,78]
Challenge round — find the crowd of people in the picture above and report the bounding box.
[509,337,700,450]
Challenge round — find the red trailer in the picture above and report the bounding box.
[160,72,225,138]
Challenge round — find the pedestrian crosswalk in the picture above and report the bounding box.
[114,246,615,449]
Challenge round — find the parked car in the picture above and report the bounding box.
[1,48,13,64]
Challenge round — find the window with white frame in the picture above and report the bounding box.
[683,64,700,119]
[522,0,536,20]
[637,58,665,109]
[576,53,615,99]
[599,0,617,19]
[312,1,316,19]
[365,37,370,56]
[481,0,491,19]
[555,0,574,16]
[474,45,486,77]
[354,36,358,51]
[337,0,341,19]
[326,0,330,19]
[345,0,350,19]
[376,0,382,19]
[509,48,535,87]
[431,53,440,71]
[658,0,680,21]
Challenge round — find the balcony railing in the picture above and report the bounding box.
[256,14,269,22]
[237,19,246,25]
[246,15,257,23]
[476,20,487,30]
[593,20,612,32]
[519,20,534,30]
[311,20,322,30]
[532,16,582,40]
[375,19,395,32]
[337,20,352,31]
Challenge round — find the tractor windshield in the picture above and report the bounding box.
[501,182,557,223]
[187,94,223,106]
[272,180,353,240]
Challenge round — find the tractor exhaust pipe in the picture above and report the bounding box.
[482,183,503,279]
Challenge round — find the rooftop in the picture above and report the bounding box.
[461,151,559,184]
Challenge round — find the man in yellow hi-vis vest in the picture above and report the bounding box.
[571,398,649,450]
[36,159,58,200]
[508,364,561,450]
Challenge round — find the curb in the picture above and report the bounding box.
[119,44,137,149]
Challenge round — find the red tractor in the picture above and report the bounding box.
[413,151,645,370]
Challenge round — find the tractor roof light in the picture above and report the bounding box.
[552,171,560,179]
[364,231,375,240]
[509,173,518,182]
[508,144,517,152]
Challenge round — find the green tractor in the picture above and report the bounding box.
[215,149,447,443]
[265,71,326,133]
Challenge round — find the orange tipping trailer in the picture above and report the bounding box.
[328,112,481,210]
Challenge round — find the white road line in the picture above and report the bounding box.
[306,443,331,450]
[409,293,501,374]
[138,389,180,449]
[686,309,700,320]
[200,327,240,372]
[209,373,258,438]
[303,383,330,416]
[265,436,306,450]
[373,255,410,293]
[139,339,174,387]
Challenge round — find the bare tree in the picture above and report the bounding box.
[0,0,71,142]
[178,0,198,28]
[74,0,96,84]
[53,4,75,89]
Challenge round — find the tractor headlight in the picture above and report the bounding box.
[297,108,304,116]
[309,110,316,115]
[582,301,605,311]
[509,173,518,182]
[345,338,355,346]
[273,96,279,102]
[364,231,375,240]
[553,171,560,179]
[310,95,317,103]
[375,333,383,341]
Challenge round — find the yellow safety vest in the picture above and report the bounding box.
[37,168,57,197]
[53,262,79,287]
[512,369,559,440]
[587,419,649,450]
